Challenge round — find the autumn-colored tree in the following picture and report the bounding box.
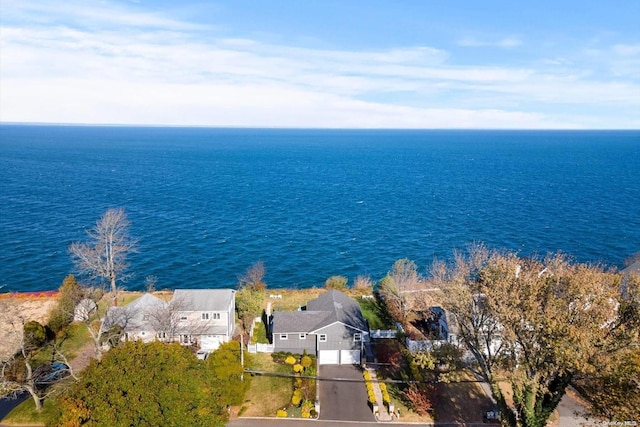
[434,245,639,427]
[238,261,267,291]
[378,259,421,325]
[53,341,227,426]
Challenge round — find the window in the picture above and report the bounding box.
[280,334,288,340]
[299,333,307,340]
[202,313,210,320]
[353,333,362,342]
[319,334,327,342]
[180,316,188,321]
[157,331,166,339]
[213,313,221,320]
[141,331,146,336]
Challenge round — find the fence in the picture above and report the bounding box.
[370,329,397,339]
[247,343,274,353]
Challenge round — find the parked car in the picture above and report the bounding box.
[483,407,500,424]
[34,362,70,388]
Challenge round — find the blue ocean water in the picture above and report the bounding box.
[1,125,639,293]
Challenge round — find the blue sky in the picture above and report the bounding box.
[1,0,639,128]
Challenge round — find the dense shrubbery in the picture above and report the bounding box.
[49,341,239,426]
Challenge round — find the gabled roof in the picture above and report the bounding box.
[172,289,235,312]
[105,293,165,331]
[274,290,368,334]
[128,293,166,311]
[307,290,368,332]
[272,311,331,334]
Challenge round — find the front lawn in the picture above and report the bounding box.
[241,353,292,417]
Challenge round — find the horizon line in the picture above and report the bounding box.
[1,121,639,132]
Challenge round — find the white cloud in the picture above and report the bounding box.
[1,1,639,128]
[457,36,523,48]
[613,43,640,56]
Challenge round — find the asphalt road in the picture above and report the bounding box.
[556,389,596,427]
[317,365,375,422]
[0,392,28,424]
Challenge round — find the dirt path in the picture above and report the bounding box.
[68,341,97,373]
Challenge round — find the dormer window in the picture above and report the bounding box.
[202,313,210,320]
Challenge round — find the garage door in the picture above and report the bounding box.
[340,350,361,365]
[318,350,339,365]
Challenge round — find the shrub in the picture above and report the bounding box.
[291,389,302,406]
[354,275,374,290]
[404,384,435,416]
[276,409,287,417]
[301,400,314,418]
[301,355,313,369]
[23,320,47,350]
[293,364,303,373]
[285,355,296,365]
[325,275,348,289]
[379,383,391,404]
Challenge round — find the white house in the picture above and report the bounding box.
[172,289,236,352]
[103,293,166,343]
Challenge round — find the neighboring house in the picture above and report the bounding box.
[172,289,236,352]
[104,289,236,352]
[104,293,166,343]
[272,290,369,365]
[406,306,461,353]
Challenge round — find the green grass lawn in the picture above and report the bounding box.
[251,321,269,344]
[2,391,59,426]
[359,297,396,330]
[241,353,293,417]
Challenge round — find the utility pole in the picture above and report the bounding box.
[240,333,244,381]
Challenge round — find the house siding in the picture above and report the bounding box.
[314,322,364,352]
[273,333,317,355]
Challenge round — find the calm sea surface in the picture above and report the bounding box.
[1,125,639,292]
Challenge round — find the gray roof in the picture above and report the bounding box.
[272,311,331,334]
[172,289,235,311]
[105,293,166,331]
[274,290,368,334]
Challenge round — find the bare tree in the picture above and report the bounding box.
[146,295,188,343]
[69,208,137,306]
[74,288,136,359]
[237,261,266,291]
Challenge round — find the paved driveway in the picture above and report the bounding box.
[317,365,375,422]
